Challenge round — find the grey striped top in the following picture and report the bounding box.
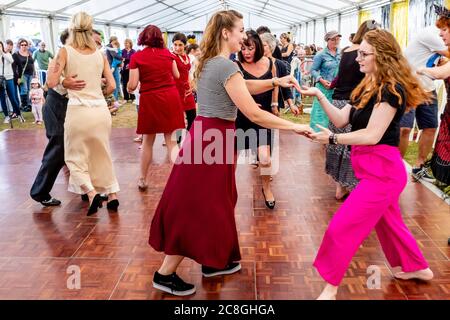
[197,56,243,121]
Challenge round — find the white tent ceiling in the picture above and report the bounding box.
[0,0,374,32]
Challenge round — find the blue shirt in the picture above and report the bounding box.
[311,47,341,83]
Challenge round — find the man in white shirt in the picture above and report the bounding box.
[401,25,448,182]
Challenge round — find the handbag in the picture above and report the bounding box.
[18,55,29,85]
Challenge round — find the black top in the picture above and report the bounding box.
[350,84,406,147]
[281,45,294,64]
[236,59,274,112]
[273,46,282,60]
[12,52,35,76]
[333,50,365,100]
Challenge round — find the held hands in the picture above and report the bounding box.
[292,124,313,137]
[298,85,321,97]
[277,75,302,91]
[309,124,332,144]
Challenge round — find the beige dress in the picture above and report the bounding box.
[64,45,120,195]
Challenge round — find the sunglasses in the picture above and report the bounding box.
[20,44,28,47]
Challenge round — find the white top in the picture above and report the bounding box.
[64,45,106,108]
[0,52,15,80]
[290,57,301,76]
[188,53,197,79]
[404,26,447,92]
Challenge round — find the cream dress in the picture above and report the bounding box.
[64,45,120,195]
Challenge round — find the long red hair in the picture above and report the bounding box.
[351,29,430,111]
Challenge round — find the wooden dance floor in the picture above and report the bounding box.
[0,128,448,300]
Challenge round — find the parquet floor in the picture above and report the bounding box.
[0,129,448,300]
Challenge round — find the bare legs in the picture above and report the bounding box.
[259,145,274,202]
[399,128,437,167]
[139,132,180,189]
[158,255,185,275]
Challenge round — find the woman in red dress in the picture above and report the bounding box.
[127,25,185,191]
[172,33,197,131]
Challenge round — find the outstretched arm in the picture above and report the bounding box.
[310,102,397,146]
[299,86,352,128]
[226,72,311,135]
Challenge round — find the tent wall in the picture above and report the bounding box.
[1,0,450,52]
[299,0,447,49]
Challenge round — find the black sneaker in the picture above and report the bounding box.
[152,272,196,296]
[412,166,435,183]
[202,262,242,278]
[41,198,62,207]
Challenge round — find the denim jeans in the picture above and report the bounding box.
[0,79,21,117]
[19,73,33,107]
[112,67,121,101]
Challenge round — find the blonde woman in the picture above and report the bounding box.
[48,12,120,215]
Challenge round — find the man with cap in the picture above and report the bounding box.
[309,30,341,132]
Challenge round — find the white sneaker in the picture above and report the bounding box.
[3,116,10,124]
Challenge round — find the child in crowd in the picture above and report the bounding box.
[29,78,45,124]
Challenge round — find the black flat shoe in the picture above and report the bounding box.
[87,194,104,216]
[82,194,108,202]
[262,188,276,210]
[41,198,62,207]
[107,199,120,212]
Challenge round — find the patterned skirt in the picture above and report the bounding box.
[325,100,359,189]
[430,103,450,184]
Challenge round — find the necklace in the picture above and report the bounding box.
[177,54,189,65]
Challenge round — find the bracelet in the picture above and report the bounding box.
[271,102,278,107]
[329,133,338,145]
[318,94,326,102]
[272,77,279,87]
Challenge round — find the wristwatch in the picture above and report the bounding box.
[60,76,66,89]
[329,133,338,145]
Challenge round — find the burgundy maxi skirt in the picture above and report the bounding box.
[149,116,241,269]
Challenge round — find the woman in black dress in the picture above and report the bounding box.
[236,30,299,209]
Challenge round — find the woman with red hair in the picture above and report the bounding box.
[128,25,185,191]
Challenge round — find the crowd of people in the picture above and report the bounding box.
[11,3,449,300]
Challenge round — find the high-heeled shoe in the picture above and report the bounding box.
[262,188,276,210]
[138,178,148,192]
[87,194,104,216]
[107,199,120,212]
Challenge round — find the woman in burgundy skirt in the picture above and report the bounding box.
[127,25,185,191]
[172,33,197,132]
[149,10,312,296]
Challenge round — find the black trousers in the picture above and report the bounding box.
[30,89,68,202]
[121,69,135,101]
[177,109,197,144]
[186,109,197,131]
